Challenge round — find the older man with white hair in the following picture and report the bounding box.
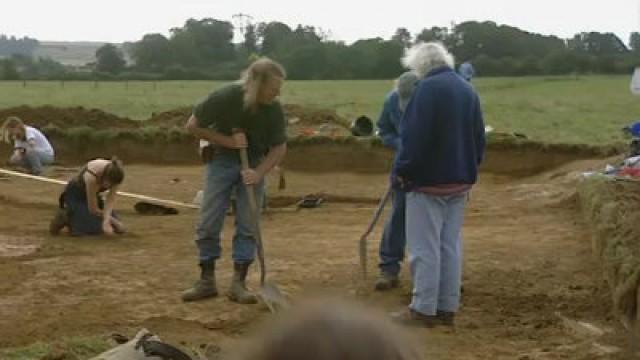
[391,42,485,327]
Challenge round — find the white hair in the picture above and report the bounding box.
[401,42,455,78]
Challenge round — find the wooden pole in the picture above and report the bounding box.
[0,168,199,209]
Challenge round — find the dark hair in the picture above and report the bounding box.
[242,300,417,360]
[103,157,125,185]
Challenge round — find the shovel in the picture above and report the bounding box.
[239,147,289,313]
[359,185,392,279]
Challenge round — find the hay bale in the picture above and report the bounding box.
[578,176,640,325]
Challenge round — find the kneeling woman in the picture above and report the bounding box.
[2,116,55,175]
[50,158,126,236]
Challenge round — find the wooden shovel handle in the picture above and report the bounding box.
[236,134,267,286]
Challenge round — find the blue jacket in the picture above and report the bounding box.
[376,91,403,151]
[393,66,485,190]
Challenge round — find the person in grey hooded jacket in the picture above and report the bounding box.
[374,71,419,291]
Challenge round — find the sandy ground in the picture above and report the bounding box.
[0,162,631,359]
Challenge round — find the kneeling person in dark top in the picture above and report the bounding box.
[51,157,126,236]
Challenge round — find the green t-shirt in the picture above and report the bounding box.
[193,83,287,158]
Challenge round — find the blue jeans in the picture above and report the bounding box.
[61,180,117,236]
[196,154,264,265]
[406,192,466,316]
[378,188,406,276]
[10,149,54,175]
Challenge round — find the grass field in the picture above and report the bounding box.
[0,337,110,360]
[0,76,639,144]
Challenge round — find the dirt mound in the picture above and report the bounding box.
[487,132,622,157]
[0,105,623,175]
[284,104,350,137]
[146,104,351,136]
[482,134,623,177]
[148,107,191,128]
[283,104,346,126]
[0,105,138,130]
[578,176,640,326]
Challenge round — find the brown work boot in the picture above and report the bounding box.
[182,262,218,302]
[374,272,399,291]
[437,310,455,326]
[49,208,69,235]
[227,262,258,304]
[390,308,440,328]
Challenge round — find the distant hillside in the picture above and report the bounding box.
[34,41,127,67]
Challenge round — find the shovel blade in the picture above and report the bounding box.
[259,282,289,313]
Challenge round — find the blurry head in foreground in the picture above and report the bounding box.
[242,300,418,360]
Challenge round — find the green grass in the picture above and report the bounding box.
[0,336,111,360]
[1,76,639,145]
[474,76,640,145]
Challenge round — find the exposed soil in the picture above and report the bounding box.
[283,104,350,137]
[145,104,351,137]
[0,106,620,177]
[0,157,632,359]
[0,105,139,129]
[1,104,351,144]
[0,104,633,358]
[147,107,192,128]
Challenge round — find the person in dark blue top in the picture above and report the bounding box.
[374,71,418,291]
[458,61,475,82]
[391,42,485,328]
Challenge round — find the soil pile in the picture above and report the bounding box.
[284,104,350,137]
[148,107,191,128]
[283,104,346,127]
[0,103,352,133]
[146,104,351,136]
[0,105,138,129]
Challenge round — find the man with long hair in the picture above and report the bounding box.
[182,58,287,304]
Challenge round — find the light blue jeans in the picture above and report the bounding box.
[196,154,264,265]
[406,191,467,316]
[10,149,54,175]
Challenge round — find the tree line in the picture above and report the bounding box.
[2,19,640,80]
[0,36,39,57]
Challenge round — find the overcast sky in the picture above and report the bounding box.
[2,0,639,45]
